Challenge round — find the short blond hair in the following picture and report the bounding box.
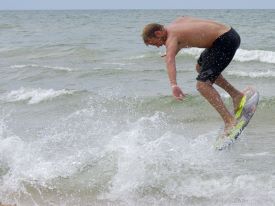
[142,23,164,44]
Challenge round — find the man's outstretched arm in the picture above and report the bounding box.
[165,45,186,100]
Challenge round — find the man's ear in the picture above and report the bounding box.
[154,30,164,37]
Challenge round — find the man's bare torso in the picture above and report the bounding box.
[165,16,230,49]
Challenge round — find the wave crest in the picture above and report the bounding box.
[1,87,76,104]
[227,70,275,78]
[235,49,275,64]
[10,64,74,72]
[181,48,275,64]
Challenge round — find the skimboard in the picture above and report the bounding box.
[215,87,259,150]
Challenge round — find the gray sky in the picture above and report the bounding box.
[1,0,275,10]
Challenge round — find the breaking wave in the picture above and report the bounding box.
[181,48,275,64]
[226,70,275,78]
[1,87,76,104]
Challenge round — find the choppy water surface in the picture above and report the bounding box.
[0,10,274,206]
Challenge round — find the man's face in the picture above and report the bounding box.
[146,37,165,48]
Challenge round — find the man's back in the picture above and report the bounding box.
[165,16,230,48]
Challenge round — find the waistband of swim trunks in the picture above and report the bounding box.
[212,27,239,46]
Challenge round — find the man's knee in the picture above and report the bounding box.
[196,81,205,92]
[196,64,201,73]
[196,80,212,92]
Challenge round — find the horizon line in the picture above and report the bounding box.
[1,8,275,11]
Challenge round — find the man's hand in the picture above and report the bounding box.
[171,85,186,100]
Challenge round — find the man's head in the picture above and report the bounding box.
[142,23,167,47]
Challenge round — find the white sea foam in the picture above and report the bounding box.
[128,54,146,60]
[226,70,275,78]
[0,118,97,200]
[1,87,75,104]
[105,112,217,202]
[181,48,204,58]
[241,152,274,157]
[10,64,74,71]
[180,48,275,64]
[0,107,274,205]
[104,112,275,205]
[235,49,275,64]
[128,52,169,60]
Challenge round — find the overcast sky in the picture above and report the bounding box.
[1,0,275,10]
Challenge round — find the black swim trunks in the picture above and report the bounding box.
[197,27,241,83]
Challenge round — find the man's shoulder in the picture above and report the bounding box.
[165,36,181,55]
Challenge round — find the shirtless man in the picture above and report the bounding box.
[142,16,245,134]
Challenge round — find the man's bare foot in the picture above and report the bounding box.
[224,117,237,136]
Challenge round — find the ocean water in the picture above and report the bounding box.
[0,10,274,206]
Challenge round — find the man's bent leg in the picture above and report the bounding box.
[214,74,244,112]
[196,64,243,112]
[196,80,236,131]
